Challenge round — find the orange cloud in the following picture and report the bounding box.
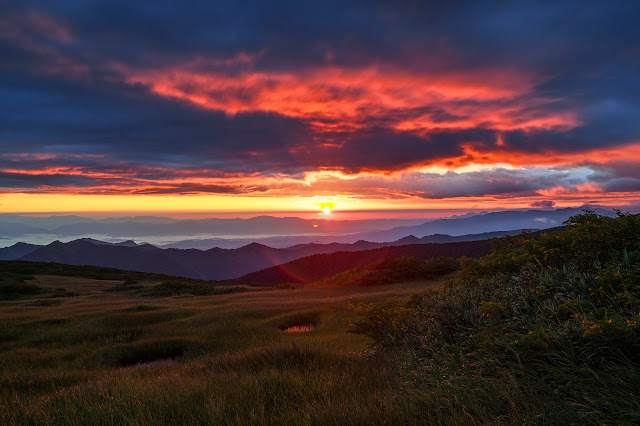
[437,142,640,169]
[538,183,605,197]
[121,62,579,134]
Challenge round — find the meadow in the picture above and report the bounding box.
[0,263,439,424]
[1,211,639,424]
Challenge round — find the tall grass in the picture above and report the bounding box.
[4,211,637,423]
[0,271,434,424]
[350,211,640,423]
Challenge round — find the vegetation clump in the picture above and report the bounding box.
[140,281,247,297]
[99,339,195,367]
[316,256,458,287]
[349,211,640,423]
[106,279,246,297]
[0,273,77,300]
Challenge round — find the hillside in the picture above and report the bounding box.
[348,211,640,423]
[0,242,41,260]
[239,240,492,283]
[18,240,319,280]
[0,256,438,424]
[6,229,530,280]
[314,257,459,287]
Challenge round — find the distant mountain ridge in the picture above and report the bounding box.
[237,226,568,283]
[3,228,532,280]
[0,242,41,260]
[0,207,624,249]
[0,214,426,240]
[158,228,534,250]
[356,207,617,242]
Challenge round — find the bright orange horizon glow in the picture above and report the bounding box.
[1,190,637,220]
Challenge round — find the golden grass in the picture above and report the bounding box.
[0,274,439,424]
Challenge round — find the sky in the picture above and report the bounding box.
[1,1,639,217]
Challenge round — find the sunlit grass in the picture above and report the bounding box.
[0,269,434,424]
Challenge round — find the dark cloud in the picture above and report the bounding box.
[131,183,270,195]
[530,200,557,209]
[0,1,639,198]
[0,171,113,189]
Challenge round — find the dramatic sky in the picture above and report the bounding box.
[1,1,639,216]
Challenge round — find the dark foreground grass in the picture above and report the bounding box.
[0,270,432,424]
[349,211,640,423]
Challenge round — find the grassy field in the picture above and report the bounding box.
[3,212,639,424]
[0,268,440,424]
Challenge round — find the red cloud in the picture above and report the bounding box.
[121,62,580,134]
[437,143,640,169]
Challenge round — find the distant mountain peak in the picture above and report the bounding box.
[114,240,139,247]
[241,242,270,249]
[397,235,420,242]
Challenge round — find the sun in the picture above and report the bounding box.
[315,201,336,214]
[313,196,342,215]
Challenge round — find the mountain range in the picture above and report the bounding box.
[0,228,530,280]
[0,207,622,281]
[0,206,619,250]
[0,214,425,238]
[356,207,617,242]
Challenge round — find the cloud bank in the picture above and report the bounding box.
[1,1,639,209]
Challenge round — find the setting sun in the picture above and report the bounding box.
[315,201,336,215]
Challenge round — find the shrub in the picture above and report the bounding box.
[316,256,459,286]
[347,211,640,421]
[348,297,415,346]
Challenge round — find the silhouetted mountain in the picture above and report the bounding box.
[0,214,92,230]
[160,228,531,250]
[0,209,626,250]
[159,234,378,250]
[98,216,178,224]
[76,238,117,246]
[76,238,141,247]
[418,229,536,243]
[357,207,616,241]
[14,226,525,280]
[0,242,42,260]
[0,222,50,237]
[18,239,380,280]
[238,240,493,283]
[113,240,141,247]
